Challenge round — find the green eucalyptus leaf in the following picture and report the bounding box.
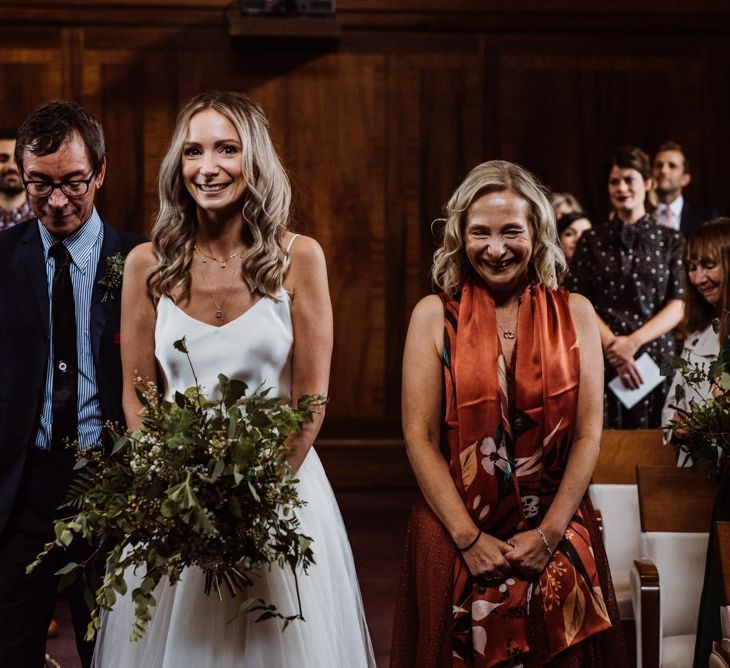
[25,558,42,575]
[721,372,730,391]
[710,359,726,380]
[211,459,225,479]
[83,584,96,614]
[160,499,177,518]
[232,597,256,619]
[54,561,79,576]
[221,377,248,409]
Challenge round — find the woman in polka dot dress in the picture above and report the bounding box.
[565,146,685,428]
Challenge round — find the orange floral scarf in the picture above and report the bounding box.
[443,280,611,667]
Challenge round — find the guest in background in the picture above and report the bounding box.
[551,190,583,220]
[690,235,730,667]
[661,218,730,432]
[557,210,592,262]
[566,146,685,428]
[653,141,716,237]
[0,129,32,230]
[392,160,626,667]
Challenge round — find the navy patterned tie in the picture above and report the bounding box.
[49,242,78,452]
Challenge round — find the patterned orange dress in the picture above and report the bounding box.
[391,280,627,667]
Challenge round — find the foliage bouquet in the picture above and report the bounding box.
[28,338,322,641]
[665,322,730,475]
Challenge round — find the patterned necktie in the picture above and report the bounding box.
[660,206,676,229]
[49,242,78,452]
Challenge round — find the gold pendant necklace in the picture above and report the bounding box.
[198,261,241,319]
[496,298,520,340]
[194,244,244,269]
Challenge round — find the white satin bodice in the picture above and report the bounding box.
[154,292,293,403]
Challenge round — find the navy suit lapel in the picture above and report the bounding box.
[90,222,122,365]
[680,200,690,236]
[17,221,50,335]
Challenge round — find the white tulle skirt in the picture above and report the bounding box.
[92,449,376,668]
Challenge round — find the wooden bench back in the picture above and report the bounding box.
[637,465,716,532]
[592,429,675,484]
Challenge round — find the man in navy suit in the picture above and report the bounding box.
[0,101,143,667]
[653,141,716,238]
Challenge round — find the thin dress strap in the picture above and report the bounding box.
[285,233,300,255]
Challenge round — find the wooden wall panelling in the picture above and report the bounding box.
[83,28,185,235]
[701,37,730,216]
[139,47,180,234]
[484,36,706,221]
[81,48,147,234]
[381,44,485,427]
[0,42,66,130]
[267,53,390,425]
[60,28,84,101]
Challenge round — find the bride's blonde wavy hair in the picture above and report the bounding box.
[432,160,566,295]
[148,91,291,302]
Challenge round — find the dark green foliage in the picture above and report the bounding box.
[28,338,325,642]
[666,320,730,476]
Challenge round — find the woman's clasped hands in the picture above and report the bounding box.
[461,528,554,582]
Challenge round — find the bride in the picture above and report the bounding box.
[92,91,375,667]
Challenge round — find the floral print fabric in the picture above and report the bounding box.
[444,280,611,667]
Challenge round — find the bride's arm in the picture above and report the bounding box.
[120,242,158,431]
[284,235,333,472]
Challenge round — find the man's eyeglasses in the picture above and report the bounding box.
[23,173,96,199]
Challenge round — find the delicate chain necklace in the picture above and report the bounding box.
[198,261,241,319]
[496,298,520,340]
[194,244,244,269]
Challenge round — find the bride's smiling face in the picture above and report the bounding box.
[181,109,247,215]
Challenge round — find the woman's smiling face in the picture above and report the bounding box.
[608,165,649,218]
[687,253,723,309]
[464,190,533,296]
[181,108,247,216]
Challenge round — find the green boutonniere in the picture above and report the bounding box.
[98,252,125,303]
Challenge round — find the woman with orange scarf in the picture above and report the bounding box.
[391,161,627,667]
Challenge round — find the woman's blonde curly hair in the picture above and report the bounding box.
[148,91,291,302]
[432,160,566,295]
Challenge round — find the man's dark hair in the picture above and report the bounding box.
[655,140,690,173]
[14,100,105,175]
[0,128,16,141]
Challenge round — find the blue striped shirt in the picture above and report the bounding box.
[35,208,104,450]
